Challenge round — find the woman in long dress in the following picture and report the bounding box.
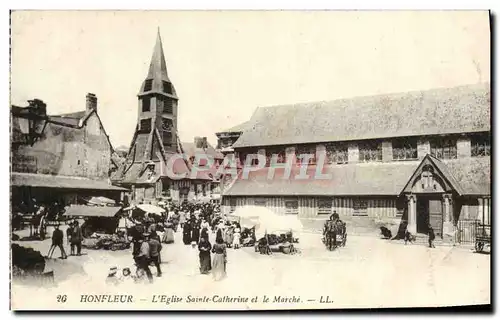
[211,235,227,281]
[198,236,212,274]
[182,222,192,245]
[162,222,175,244]
[179,211,186,231]
[191,219,201,245]
[200,219,210,240]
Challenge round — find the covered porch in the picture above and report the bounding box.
[401,155,491,239]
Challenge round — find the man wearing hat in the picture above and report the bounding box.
[47,224,67,259]
[136,233,153,283]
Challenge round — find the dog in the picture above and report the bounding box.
[404,231,416,244]
[380,226,392,239]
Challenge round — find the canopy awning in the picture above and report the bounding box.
[11,172,128,191]
[86,196,116,206]
[64,205,122,218]
[136,204,165,215]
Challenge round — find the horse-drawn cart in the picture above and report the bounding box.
[475,222,491,253]
[323,218,347,251]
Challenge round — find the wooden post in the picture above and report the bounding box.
[406,194,417,234]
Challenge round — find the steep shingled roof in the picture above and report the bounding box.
[223,157,490,197]
[232,83,490,148]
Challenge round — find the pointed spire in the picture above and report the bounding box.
[139,28,177,97]
[147,28,169,81]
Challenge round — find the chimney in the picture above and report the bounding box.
[194,136,203,149]
[202,137,208,149]
[86,93,97,112]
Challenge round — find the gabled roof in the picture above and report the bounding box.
[232,83,490,148]
[400,155,490,196]
[400,155,464,195]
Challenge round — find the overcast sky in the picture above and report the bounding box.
[10,11,490,149]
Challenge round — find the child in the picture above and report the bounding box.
[106,267,120,286]
[120,267,136,285]
[428,225,436,248]
[233,228,241,249]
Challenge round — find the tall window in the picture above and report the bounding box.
[430,138,457,159]
[157,96,173,114]
[296,145,317,165]
[140,118,152,132]
[144,79,153,92]
[359,141,382,162]
[254,198,267,207]
[284,199,299,214]
[392,138,418,161]
[421,165,434,189]
[325,143,348,164]
[163,99,173,114]
[471,133,491,157]
[229,198,237,213]
[239,149,258,166]
[142,97,151,112]
[353,198,368,216]
[162,81,173,94]
[317,198,332,215]
[161,118,173,131]
[265,147,286,166]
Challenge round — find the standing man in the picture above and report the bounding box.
[72,220,83,256]
[137,233,153,283]
[66,221,74,255]
[428,225,436,248]
[148,235,162,277]
[47,225,67,259]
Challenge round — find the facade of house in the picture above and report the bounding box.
[11,94,126,207]
[216,121,249,155]
[111,31,218,204]
[222,83,491,239]
[182,136,225,201]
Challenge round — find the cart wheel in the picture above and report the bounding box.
[475,242,484,253]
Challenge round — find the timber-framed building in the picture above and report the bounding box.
[222,83,491,239]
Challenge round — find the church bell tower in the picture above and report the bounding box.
[137,28,179,153]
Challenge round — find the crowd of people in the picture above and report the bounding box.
[125,201,252,284]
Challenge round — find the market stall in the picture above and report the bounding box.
[232,206,302,254]
[64,205,130,250]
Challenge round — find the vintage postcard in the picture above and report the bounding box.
[9,10,491,311]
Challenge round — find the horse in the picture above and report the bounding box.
[324,219,347,250]
[324,220,337,251]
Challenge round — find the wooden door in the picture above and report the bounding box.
[428,198,443,237]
